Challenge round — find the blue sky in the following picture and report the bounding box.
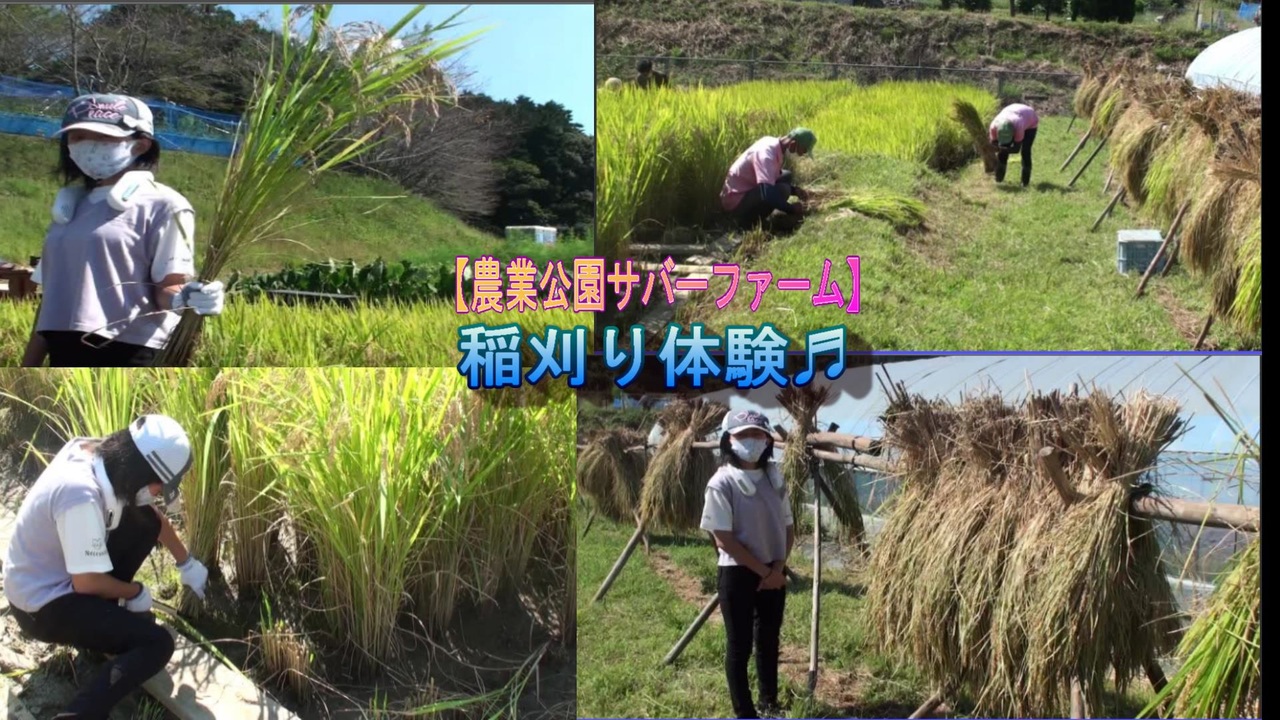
[227,4,595,134]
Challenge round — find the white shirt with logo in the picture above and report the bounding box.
[2,440,122,613]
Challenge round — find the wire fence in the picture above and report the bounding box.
[599,53,1084,111]
[0,75,240,157]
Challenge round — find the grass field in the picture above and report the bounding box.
[577,516,1156,719]
[0,133,589,273]
[682,124,1243,350]
[598,78,1250,350]
[0,299,592,367]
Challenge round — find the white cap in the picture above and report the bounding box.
[128,414,192,503]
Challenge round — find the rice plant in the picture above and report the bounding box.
[596,79,994,260]
[0,299,588,367]
[826,191,927,229]
[160,4,486,364]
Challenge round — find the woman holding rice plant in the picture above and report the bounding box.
[3,415,210,719]
[989,102,1039,186]
[20,93,225,368]
[700,409,795,719]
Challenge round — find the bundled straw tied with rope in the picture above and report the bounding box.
[577,428,648,523]
[639,399,728,531]
[777,385,867,550]
[867,384,1185,717]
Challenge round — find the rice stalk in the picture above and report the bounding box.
[638,399,726,531]
[867,386,1185,717]
[1110,105,1164,203]
[158,4,483,365]
[1141,537,1260,718]
[826,192,926,229]
[952,99,999,173]
[577,429,647,523]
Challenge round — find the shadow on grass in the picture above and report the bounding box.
[1033,180,1074,194]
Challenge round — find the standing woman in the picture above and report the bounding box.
[988,102,1040,187]
[2,415,210,719]
[20,93,225,368]
[700,410,795,719]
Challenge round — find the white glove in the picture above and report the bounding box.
[123,583,153,613]
[177,556,209,600]
[173,281,225,316]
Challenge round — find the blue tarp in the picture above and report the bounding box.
[1239,2,1261,20]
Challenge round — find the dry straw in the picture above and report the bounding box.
[1080,63,1261,336]
[638,399,727,531]
[577,428,648,523]
[867,383,1184,717]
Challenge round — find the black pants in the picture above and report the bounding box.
[40,331,159,367]
[718,565,786,719]
[996,127,1037,186]
[10,506,173,720]
[732,170,796,229]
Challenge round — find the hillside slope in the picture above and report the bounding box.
[0,134,584,273]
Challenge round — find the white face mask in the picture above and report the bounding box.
[730,436,768,464]
[135,487,156,506]
[68,139,139,180]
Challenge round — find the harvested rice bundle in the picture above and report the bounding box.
[777,385,867,547]
[1074,73,1104,120]
[577,428,648,523]
[827,191,926,229]
[1090,73,1130,137]
[867,387,1184,717]
[1110,104,1165,203]
[638,399,727,531]
[1141,536,1260,719]
[951,99,999,173]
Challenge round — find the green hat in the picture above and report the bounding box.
[787,127,817,153]
[996,121,1015,146]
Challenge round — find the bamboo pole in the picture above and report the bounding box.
[1103,168,1114,194]
[1090,188,1125,231]
[1038,447,1086,504]
[909,690,947,719]
[1061,131,1092,172]
[1135,201,1190,298]
[1194,314,1215,350]
[1145,656,1168,693]
[581,507,596,539]
[662,595,719,666]
[593,522,647,604]
[578,431,881,455]
[807,461,822,696]
[1069,137,1107,188]
[1071,678,1085,718]
[1132,495,1257,533]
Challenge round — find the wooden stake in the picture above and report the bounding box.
[1068,114,1077,132]
[580,507,596,539]
[1145,656,1169,693]
[1069,138,1107,188]
[1160,240,1179,277]
[909,690,947,719]
[635,512,651,555]
[1194,314,1215,350]
[808,461,822,696]
[1135,201,1190,298]
[1071,678,1085,719]
[1038,447,1085,504]
[593,522,647,604]
[1090,188,1125,232]
[1103,168,1114,194]
[1061,131,1092,172]
[662,595,719,666]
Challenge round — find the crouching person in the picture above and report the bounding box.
[2,415,209,720]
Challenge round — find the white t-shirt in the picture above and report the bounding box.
[700,463,794,567]
[2,440,121,613]
[32,185,195,286]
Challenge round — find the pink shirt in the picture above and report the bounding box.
[720,136,784,212]
[988,104,1039,144]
